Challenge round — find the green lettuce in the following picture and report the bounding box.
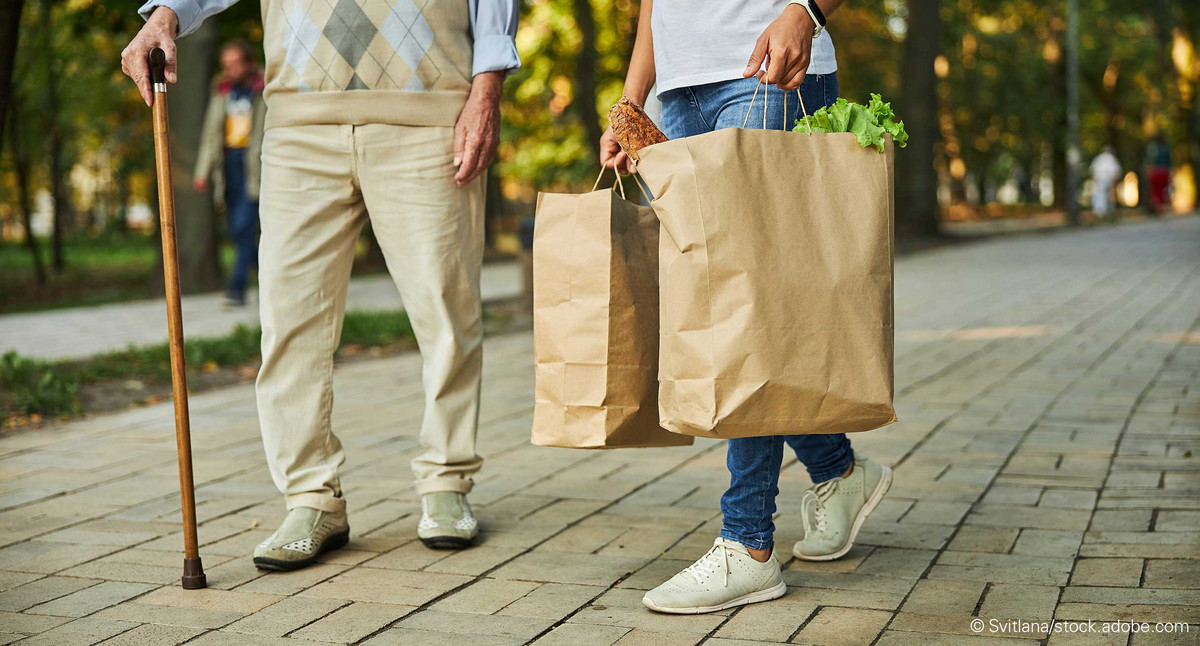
[793,93,908,152]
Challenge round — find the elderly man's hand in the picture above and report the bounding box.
[120,6,179,106]
[453,71,503,188]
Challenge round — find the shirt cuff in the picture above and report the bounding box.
[472,35,521,77]
[138,0,202,37]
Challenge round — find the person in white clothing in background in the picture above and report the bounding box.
[1090,146,1123,218]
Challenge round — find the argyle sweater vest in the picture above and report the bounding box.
[262,0,473,129]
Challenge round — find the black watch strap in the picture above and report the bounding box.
[808,0,827,27]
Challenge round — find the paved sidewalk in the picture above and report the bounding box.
[0,218,1197,645]
[0,262,522,362]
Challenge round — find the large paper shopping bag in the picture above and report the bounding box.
[637,128,897,438]
[532,169,693,448]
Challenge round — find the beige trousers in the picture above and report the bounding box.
[256,123,484,513]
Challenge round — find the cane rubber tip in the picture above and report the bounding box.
[182,557,207,589]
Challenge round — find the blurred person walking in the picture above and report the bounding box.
[600,0,892,615]
[1145,136,1171,213]
[194,40,265,308]
[1090,145,1122,219]
[121,0,519,570]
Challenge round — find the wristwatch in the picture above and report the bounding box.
[787,0,826,38]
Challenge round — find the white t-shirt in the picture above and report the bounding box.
[652,0,837,95]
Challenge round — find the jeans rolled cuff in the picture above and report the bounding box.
[808,450,855,484]
[720,528,773,551]
[415,476,474,496]
[286,492,345,513]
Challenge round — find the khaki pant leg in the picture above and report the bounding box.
[256,124,366,512]
[353,123,485,495]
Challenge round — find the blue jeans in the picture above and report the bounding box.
[659,73,854,551]
[224,148,259,297]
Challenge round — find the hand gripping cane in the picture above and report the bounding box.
[148,47,207,590]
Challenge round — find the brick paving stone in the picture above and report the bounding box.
[185,631,331,645]
[235,563,349,596]
[136,586,283,613]
[398,609,555,641]
[899,579,986,616]
[612,629,704,646]
[1155,511,1200,531]
[496,583,604,620]
[1142,559,1200,589]
[530,623,629,645]
[365,628,527,645]
[1,218,1198,645]
[1130,631,1200,646]
[1088,510,1152,532]
[0,571,40,593]
[93,623,205,645]
[301,567,471,606]
[1012,529,1085,558]
[491,552,650,587]
[876,632,1040,646]
[1070,558,1144,587]
[1055,602,1200,624]
[0,610,71,634]
[712,601,816,642]
[1059,587,1200,606]
[854,547,937,578]
[12,617,138,646]
[948,526,1021,553]
[221,596,347,637]
[423,545,525,576]
[288,602,412,643]
[432,578,540,615]
[25,581,156,618]
[980,583,1061,622]
[93,600,245,629]
[1045,627,1130,646]
[791,607,892,645]
[0,576,97,612]
[889,613,1033,638]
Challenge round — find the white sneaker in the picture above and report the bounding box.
[793,454,892,561]
[642,538,786,614]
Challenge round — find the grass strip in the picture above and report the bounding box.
[2,310,420,420]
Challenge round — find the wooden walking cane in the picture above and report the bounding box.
[149,47,207,590]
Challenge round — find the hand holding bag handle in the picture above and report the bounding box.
[741,73,811,132]
[591,161,627,199]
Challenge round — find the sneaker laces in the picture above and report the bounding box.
[802,478,839,535]
[681,542,732,587]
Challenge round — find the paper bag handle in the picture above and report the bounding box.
[591,161,627,199]
[740,75,810,134]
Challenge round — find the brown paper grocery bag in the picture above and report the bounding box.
[532,168,692,449]
[637,124,897,439]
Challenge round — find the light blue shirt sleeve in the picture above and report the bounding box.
[144,0,519,75]
[138,0,241,38]
[469,0,521,76]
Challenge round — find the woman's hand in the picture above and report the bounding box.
[600,126,636,175]
[743,4,815,91]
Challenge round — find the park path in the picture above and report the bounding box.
[0,262,522,361]
[0,217,1197,645]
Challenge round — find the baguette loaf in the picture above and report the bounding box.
[609,97,668,161]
